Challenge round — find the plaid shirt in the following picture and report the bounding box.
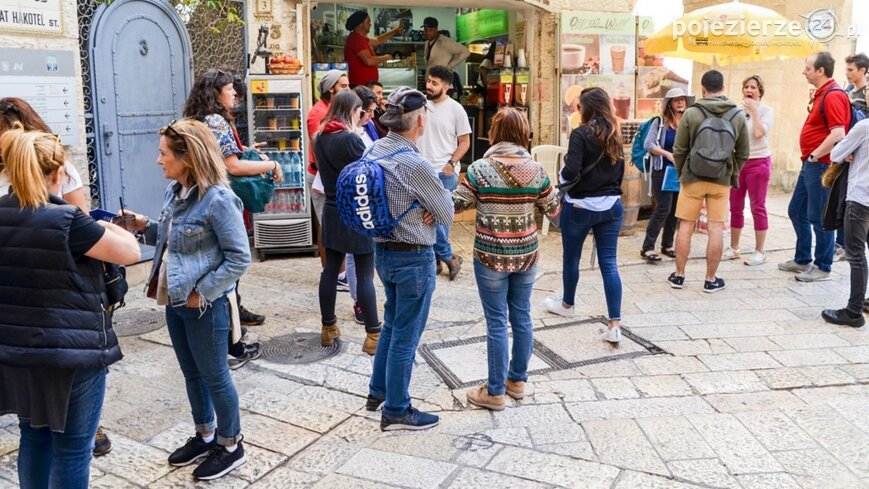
[368,132,453,245]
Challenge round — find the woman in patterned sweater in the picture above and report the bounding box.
[453,108,560,411]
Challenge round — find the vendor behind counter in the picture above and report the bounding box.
[344,9,405,87]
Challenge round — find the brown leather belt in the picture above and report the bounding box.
[378,242,431,252]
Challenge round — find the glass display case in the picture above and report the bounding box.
[247,75,316,256]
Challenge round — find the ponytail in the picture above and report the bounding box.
[0,126,65,208]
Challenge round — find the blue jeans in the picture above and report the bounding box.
[787,161,835,272]
[370,245,436,417]
[474,259,536,396]
[560,200,624,320]
[434,172,458,261]
[18,367,106,489]
[166,295,241,446]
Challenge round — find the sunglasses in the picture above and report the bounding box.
[0,102,16,114]
[159,120,188,152]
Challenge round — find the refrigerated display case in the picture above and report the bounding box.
[247,75,317,256]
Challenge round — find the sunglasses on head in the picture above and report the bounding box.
[159,120,188,152]
[0,102,16,114]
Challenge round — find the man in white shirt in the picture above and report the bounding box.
[417,65,472,280]
[422,18,470,74]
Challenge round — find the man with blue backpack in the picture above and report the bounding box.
[347,87,453,431]
[779,52,854,282]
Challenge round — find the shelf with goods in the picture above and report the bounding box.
[247,75,316,256]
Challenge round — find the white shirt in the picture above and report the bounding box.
[746,103,773,159]
[0,161,84,197]
[417,97,472,172]
[830,118,869,206]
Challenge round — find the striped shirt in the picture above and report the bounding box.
[831,118,869,206]
[369,132,454,245]
[453,157,560,272]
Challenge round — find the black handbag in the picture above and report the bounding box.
[103,262,128,313]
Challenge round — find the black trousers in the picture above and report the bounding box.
[642,168,679,252]
[844,201,869,315]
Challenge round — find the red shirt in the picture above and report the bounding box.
[800,79,851,163]
[344,31,378,87]
[306,99,329,174]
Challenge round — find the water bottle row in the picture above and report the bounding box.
[264,151,305,188]
[268,189,305,213]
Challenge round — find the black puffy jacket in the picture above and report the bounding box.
[0,193,122,369]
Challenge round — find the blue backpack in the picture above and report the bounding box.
[820,87,866,133]
[630,116,662,172]
[336,147,419,239]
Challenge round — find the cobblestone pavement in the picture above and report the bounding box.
[2,190,868,488]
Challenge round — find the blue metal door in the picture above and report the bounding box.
[90,0,192,219]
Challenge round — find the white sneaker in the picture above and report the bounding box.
[601,327,621,343]
[743,251,767,266]
[795,265,831,282]
[722,247,741,260]
[544,297,574,317]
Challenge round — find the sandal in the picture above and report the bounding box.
[661,247,677,258]
[641,250,662,262]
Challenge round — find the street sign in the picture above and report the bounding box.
[0,48,80,146]
[0,0,62,35]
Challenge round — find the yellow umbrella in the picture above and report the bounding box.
[645,0,818,65]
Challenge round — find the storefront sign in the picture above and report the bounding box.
[456,9,508,43]
[0,48,80,145]
[0,0,62,35]
[561,12,634,36]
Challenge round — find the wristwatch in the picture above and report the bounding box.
[808,154,817,162]
[449,159,460,172]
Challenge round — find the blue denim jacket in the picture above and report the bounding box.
[143,182,251,307]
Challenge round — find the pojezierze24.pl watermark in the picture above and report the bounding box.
[671,8,860,44]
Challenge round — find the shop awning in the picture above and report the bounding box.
[307,0,557,12]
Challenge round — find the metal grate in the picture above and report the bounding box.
[261,333,343,364]
[254,218,313,248]
[420,316,665,390]
[112,308,165,337]
[77,0,101,210]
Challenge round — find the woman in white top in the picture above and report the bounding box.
[0,97,89,212]
[725,75,774,266]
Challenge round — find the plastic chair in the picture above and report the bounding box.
[531,144,568,236]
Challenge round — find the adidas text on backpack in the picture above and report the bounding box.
[687,105,741,180]
[336,147,420,239]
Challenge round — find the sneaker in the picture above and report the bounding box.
[365,395,385,411]
[380,407,439,431]
[192,440,247,481]
[336,273,350,292]
[743,251,767,266]
[703,277,726,293]
[168,433,217,467]
[228,342,261,370]
[667,272,684,289]
[821,308,865,328]
[238,305,265,326]
[446,255,463,281]
[505,379,525,400]
[601,326,621,343]
[362,331,379,355]
[466,385,506,411]
[543,296,574,317]
[835,244,847,262]
[93,427,112,457]
[778,260,812,273]
[795,265,831,282]
[353,302,364,324]
[722,247,741,260]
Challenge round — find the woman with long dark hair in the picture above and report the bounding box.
[0,127,140,488]
[313,91,381,355]
[120,119,251,480]
[640,88,693,262]
[544,87,625,343]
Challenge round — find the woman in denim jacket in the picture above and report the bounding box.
[122,119,251,481]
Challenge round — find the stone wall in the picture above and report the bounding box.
[684,0,855,190]
[0,2,88,190]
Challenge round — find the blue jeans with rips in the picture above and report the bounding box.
[560,200,624,320]
[370,244,436,417]
[434,172,458,262]
[17,367,106,489]
[787,160,835,272]
[165,295,241,446]
[474,259,536,396]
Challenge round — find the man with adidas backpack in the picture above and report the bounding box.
[779,52,852,282]
[357,87,454,431]
[668,70,750,293]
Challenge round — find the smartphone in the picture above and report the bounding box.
[89,208,117,222]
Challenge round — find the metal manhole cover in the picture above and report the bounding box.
[261,333,343,364]
[112,308,165,337]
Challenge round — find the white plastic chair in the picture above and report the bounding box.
[531,144,568,236]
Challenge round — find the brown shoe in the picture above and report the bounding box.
[435,256,443,275]
[321,323,340,347]
[93,427,112,457]
[505,379,525,400]
[362,331,380,355]
[466,385,506,411]
[446,255,463,281]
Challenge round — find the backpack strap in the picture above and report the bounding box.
[722,106,742,121]
[819,87,849,129]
